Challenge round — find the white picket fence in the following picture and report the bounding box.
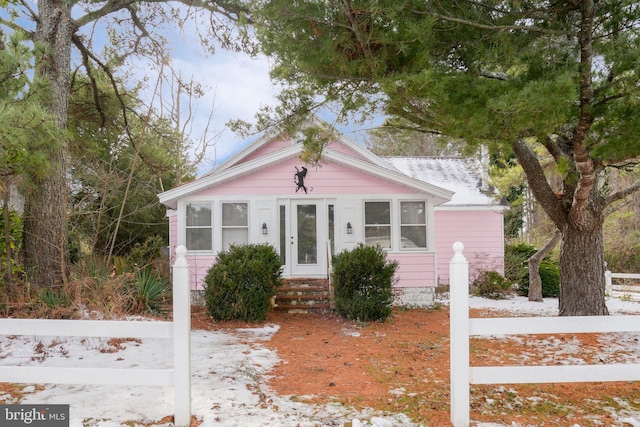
[605,270,640,297]
[0,245,192,426]
[449,242,640,427]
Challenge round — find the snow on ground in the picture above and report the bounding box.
[0,295,639,427]
[0,321,412,426]
[467,293,640,316]
[466,295,640,427]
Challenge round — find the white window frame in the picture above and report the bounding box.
[221,201,249,250]
[185,201,213,252]
[399,200,428,250]
[364,200,392,249]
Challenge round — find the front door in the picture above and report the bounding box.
[280,200,327,276]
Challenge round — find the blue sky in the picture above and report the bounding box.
[127,17,384,176]
[161,41,383,175]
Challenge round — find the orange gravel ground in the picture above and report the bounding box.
[211,306,640,427]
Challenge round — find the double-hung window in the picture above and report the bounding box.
[364,201,391,248]
[186,202,212,251]
[222,202,248,249]
[400,201,427,248]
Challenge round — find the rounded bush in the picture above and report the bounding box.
[519,259,561,298]
[204,244,282,322]
[505,243,561,298]
[332,244,398,322]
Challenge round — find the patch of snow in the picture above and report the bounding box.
[0,295,639,426]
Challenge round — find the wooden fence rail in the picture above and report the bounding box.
[0,245,192,426]
[450,242,640,427]
[605,271,640,294]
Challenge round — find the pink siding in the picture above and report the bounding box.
[198,157,416,197]
[434,209,504,284]
[328,141,370,161]
[168,219,213,290]
[186,254,217,290]
[169,215,177,253]
[231,135,372,168]
[388,253,437,288]
[166,132,505,292]
[234,137,291,165]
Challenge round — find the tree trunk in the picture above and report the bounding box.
[2,186,12,284]
[559,222,608,316]
[22,0,73,288]
[528,229,561,302]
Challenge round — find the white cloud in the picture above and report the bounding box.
[169,49,279,172]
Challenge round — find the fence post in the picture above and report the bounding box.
[605,270,612,295]
[173,245,191,426]
[450,242,470,427]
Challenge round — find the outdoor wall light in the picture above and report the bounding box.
[261,223,268,235]
[346,222,353,235]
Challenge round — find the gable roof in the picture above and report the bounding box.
[205,116,391,176]
[158,119,506,210]
[382,156,499,207]
[158,141,455,209]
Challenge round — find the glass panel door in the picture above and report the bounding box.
[291,200,325,276]
[296,204,317,264]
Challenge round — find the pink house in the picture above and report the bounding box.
[158,118,505,307]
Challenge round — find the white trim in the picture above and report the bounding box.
[211,116,392,175]
[184,201,214,252]
[160,145,303,209]
[435,204,507,211]
[160,144,454,210]
[398,199,429,251]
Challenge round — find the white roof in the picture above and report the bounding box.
[382,157,498,207]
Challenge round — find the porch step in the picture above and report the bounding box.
[274,278,333,314]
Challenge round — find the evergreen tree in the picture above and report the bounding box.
[1,0,251,288]
[252,0,640,315]
[0,30,62,284]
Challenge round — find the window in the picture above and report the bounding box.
[328,204,335,256]
[400,201,427,248]
[222,202,248,249]
[279,205,286,264]
[186,202,212,251]
[365,201,391,248]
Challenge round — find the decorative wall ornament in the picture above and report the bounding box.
[294,166,308,194]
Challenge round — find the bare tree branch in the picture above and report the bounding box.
[605,179,640,207]
[415,12,576,37]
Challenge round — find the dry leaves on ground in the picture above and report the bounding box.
[227,306,640,426]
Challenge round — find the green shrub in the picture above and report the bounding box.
[131,268,170,314]
[518,259,561,298]
[471,271,512,299]
[505,243,561,298]
[204,244,282,322]
[332,244,398,322]
[129,235,167,272]
[39,287,70,308]
[0,208,24,285]
[504,242,537,286]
